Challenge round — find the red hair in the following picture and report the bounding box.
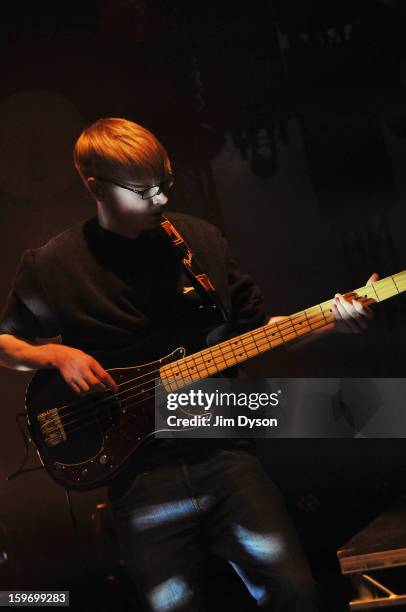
[74,117,171,183]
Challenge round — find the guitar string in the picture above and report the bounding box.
[42,316,340,437]
[56,282,376,423]
[40,282,397,435]
[40,282,404,438]
[39,278,402,431]
[46,305,330,420]
[44,306,334,428]
[39,288,386,433]
[53,287,382,438]
[57,377,161,436]
[44,312,333,436]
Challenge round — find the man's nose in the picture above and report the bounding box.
[152,191,168,206]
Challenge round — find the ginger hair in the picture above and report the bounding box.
[74,117,171,183]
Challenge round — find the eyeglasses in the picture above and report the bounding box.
[94,174,175,200]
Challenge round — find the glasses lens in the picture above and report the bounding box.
[142,177,174,199]
[142,186,159,200]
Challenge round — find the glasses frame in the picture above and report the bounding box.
[94,174,175,200]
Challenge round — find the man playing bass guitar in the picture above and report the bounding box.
[0,118,376,611]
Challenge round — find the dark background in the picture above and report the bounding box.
[0,1,406,609]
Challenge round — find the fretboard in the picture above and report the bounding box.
[160,271,405,391]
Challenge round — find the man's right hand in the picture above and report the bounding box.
[51,345,118,395]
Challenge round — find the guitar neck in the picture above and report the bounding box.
[160,271,406,391]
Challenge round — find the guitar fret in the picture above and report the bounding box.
[240,336,259,360]
[228,339,245,364]
[163,362,179,391]
[272,320,290,342]
[286,318,298,339]
[223,340,237,363]
[213,346,229,370]
[186,353,206,380]
[291,312,308,336]
[239,337,251,359]
[254,329,270,352]
[293,314,312,335]
[370,283,379,302]
[204,346,221,375]
[172,362,189,381]
[395,271,406,291]
[303,308,314,331]
[250,331,261,353]
[174,358,194,384]
[318,303,327,326]
[210,343,236,368]
[378,279,394,300]
[200,349,210,376]
[264,324,279,347]
[391,275,400,295]
[223,340,237,364]
[181,355,195,380]
[186,349,222,380]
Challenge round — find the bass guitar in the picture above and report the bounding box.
[25,271,405,491]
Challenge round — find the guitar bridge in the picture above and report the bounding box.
[38,408,67,447]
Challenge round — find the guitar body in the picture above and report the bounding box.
[26,347,186,491]
[25,306,226,492]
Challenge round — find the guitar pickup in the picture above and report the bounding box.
[38,408,67,447]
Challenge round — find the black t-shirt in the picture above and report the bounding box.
[0,212,266,487]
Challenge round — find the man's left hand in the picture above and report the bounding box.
[332,272,379,334]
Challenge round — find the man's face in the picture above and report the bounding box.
[94,170,171,231]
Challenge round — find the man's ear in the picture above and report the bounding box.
[87,177,105,199]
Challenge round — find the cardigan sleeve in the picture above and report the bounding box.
[0,250,61,340]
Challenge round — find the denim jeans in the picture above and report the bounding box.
[108,448,318,611]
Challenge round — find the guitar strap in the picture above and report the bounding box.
[159,216,228,323]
